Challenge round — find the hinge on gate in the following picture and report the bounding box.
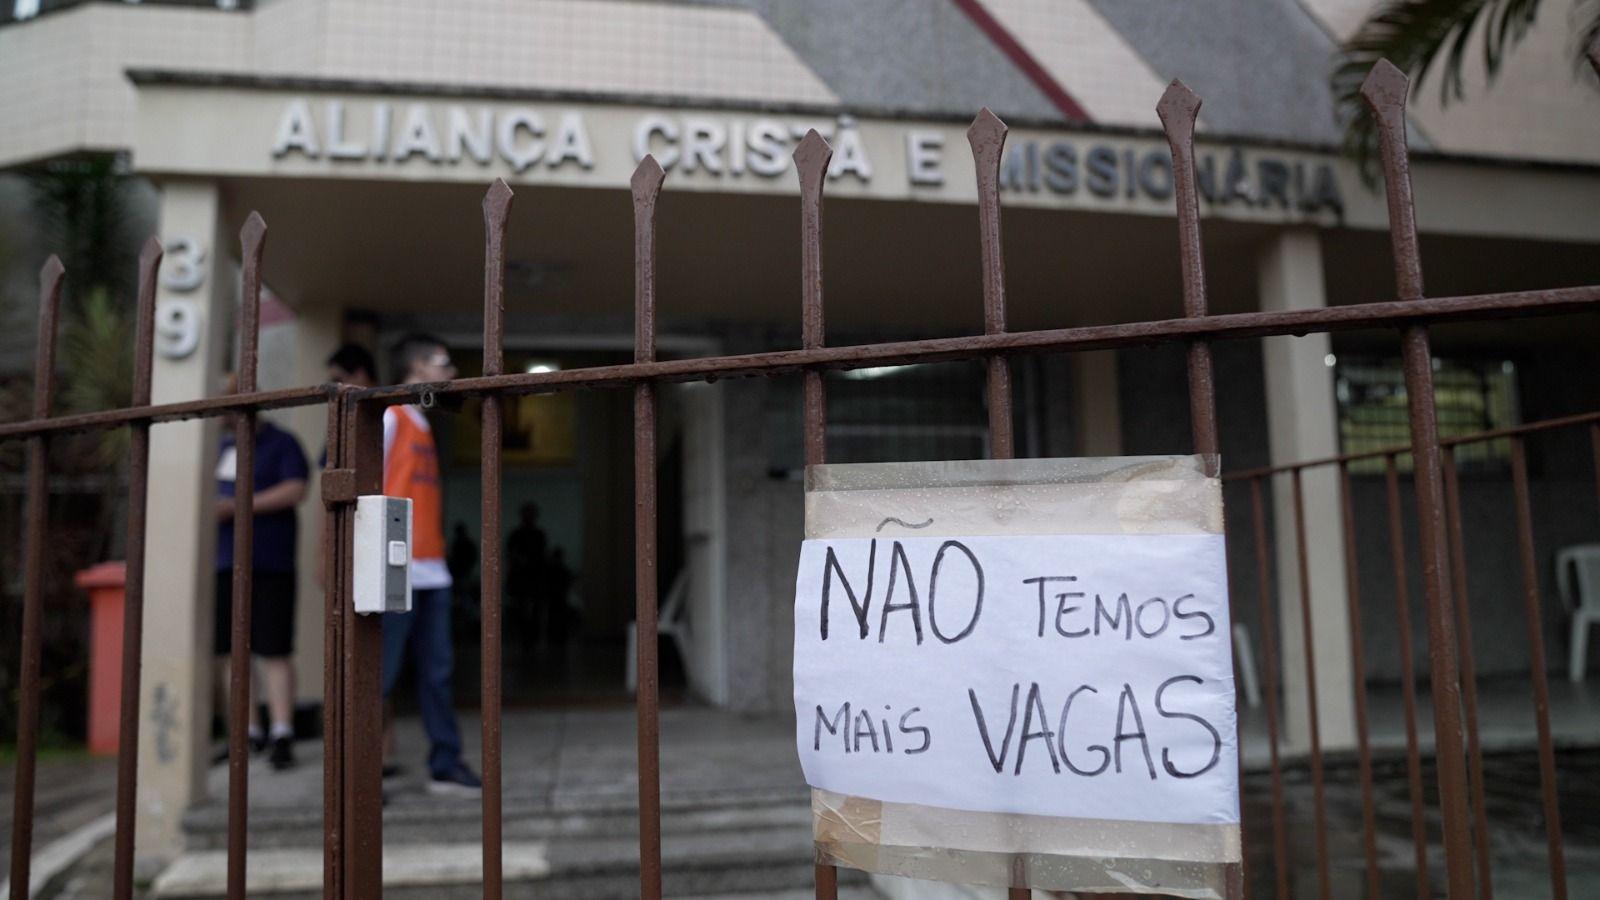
[321,468,357,507]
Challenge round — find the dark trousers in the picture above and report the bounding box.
[381,587,464,777]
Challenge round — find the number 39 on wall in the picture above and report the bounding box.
[157,235,206,360]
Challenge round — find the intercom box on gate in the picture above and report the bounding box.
[353,495,412,614]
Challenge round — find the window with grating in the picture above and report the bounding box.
[1335,355,1520,474]
[766,361,991,475]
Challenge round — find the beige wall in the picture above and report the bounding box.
[1258,229,1356,754]
[1300,0,1600,166]
[8,0,1600,172]
[0,0,836,167]
[1069,351,1122,457]
[259,303,342,705]
[137,178,231,864]
[980,0,1181,130]
[126,83,1600,245]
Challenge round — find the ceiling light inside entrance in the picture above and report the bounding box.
[842,365,918,380]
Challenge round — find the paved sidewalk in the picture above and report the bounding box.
[0,752,116,896]
[183,705,810,839]
[6,694,1600,897]
[1242,748,1600,898]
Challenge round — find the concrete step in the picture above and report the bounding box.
[152,827,877,898]
[182,786,813,850]
[168,781,859,897]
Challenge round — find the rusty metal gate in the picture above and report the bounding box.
[6,56,1600,900]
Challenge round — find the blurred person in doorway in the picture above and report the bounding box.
[326,343,378,390]
[546,546,578,647]
[215,376,310,771]
[506,502,548,642]
[317,343,378,596]
[377,334,481,795]
[448,521,479,602]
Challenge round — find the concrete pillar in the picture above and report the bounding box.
[266,301,341,706]
[136,179,230,867]
[1258,229,1356,754]
[1068,351,1122,456]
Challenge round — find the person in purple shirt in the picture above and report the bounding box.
[216,409,309,770]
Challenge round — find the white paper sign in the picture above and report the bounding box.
[793,532,1238,826]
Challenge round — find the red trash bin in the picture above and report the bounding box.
[74,561,126,756]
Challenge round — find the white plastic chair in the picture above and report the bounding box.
[1232,622,1262,709]
[626,571,691,693]
[1557,544,1600,683]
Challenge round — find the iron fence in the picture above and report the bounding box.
[1225,407,1600,900]
[3,52,1599,900]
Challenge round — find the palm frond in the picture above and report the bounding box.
[1576,1,1600,77]
[58,286,133,464]
[22,157,136,312]
[1331,0,1546,181]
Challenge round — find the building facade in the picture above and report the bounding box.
[3,0,1599,863]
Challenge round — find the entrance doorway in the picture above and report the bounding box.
[381,343,702,708]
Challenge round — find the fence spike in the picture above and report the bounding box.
[629,152,666,900]
[793,131,830,346]
[32,257,63,412]
[132,238,163,403]
[1360,58,1409,109]
[478,177,512,900]
[32,257,63,418]
[966,107,1007,328]
[632,156,665,364]
[793,124,839,900]
[967,108,1007,333]
[238,213,267,393]
[967,107,1007,151]
[111,238,160,899]
[1157,79,1204,314]
[1360,59,1423,301]
[967,108,1013,458]
[484,177,514,218]
[793,129,832,194]
[38,254,64,293]
[8,252,66,900]
[633,153,666,194]
[1156,79,1200,141]
[482,179,513,377]
[1364,57,1479,900]
[240,211,267,252]
[792,131,831,470]
[1156,79,1220,470]
[227,212,268,900]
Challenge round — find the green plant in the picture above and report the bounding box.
[58,285,133,464]
[24,156,136,309]
[1332,0,1600,178]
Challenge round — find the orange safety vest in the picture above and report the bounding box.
[384,406,446,561]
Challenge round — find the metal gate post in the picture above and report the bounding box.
[1361,62,1475,899]
[792,129,835,900]
[480,179,513,900]
[341,396,387,899]
[7,258,63,900]
[631,157,667,900]
[321,385,355,900]
[1158,79,1246,900]
[966,107,1036,900]
[112,241,162,900]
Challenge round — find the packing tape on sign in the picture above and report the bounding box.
[813,779,1239,896]
[803,455,1239,895]
[805,455,1224,539]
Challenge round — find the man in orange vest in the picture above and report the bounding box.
[378,335,480,795]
